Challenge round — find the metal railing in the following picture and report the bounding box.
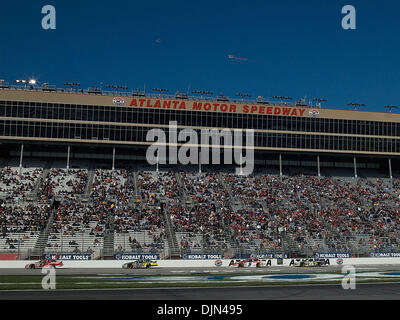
[0,85,319,108]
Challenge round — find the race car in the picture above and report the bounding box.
[122,259,158,269]
[289,258,329,267]
[228,258,270,268]
[25,259,63,270]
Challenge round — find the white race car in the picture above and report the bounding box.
[228,258,271,268]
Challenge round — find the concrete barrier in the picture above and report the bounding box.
[2,257,400,269]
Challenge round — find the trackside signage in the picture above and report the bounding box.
[316,253,351,258]
[370,252,400,257]
[234,253,289,259]
[43,254,92,260]
[114,254,160,260]
[182,254,223,260]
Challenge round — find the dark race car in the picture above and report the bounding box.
[290,258,329,267]
[122,259,158,269]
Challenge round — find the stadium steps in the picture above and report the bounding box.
[31,209,55,259]
[261,201,269,214]
[83,163,95,200]
[218,173,236,208]
[175,172,190,204]
[102,212,115,259]
[162,205,181,259]
[32,165,52,200]
[132,171,140,202]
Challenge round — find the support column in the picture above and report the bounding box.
[353,156,357,178]
[19,144,24,175]
[317,155,321,177]
[112,147,116,171]
[279,154,283,178]
[66,146,70,170]
[389,158,393,180]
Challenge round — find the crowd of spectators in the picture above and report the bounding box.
[0,166,42,199]
[3,160,400,257]
[38,168,88,201]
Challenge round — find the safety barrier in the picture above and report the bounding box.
[2,257,400,269]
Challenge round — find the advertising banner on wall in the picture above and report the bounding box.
[43,254,92,260]
[370,252,400,258]
[182,254,223,260]
[114,253,160,260]
[316,253,351,258]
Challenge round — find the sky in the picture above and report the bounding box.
[1,0,400,112]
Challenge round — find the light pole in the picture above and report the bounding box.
[236,93,251,101]
[64,82,80,92]
[152,88,168,97]
[312,98,328,108]
[106,85,128,93]
[273,96,292,105]
[385,105,398,113]
[15,79,37,89]
[192,90,213,100]
[348,102,366,111]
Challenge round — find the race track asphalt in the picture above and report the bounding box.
[1,265,400,300]
[2,264,400,275]
[0,282,399,300]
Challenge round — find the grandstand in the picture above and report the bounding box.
[1,84,400,260]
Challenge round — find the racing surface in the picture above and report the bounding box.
[3,264,400,275]
[0,282,400,300]
[2,265,400,299]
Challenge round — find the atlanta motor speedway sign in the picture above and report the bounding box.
[127,97,307,117]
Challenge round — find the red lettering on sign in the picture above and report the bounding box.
[128,99,308,117]
[204,103,211,111]
[193,102,202,110]
[130,99,137,107]
[163,101,171,109]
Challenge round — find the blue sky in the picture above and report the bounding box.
[1,0,400,112]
